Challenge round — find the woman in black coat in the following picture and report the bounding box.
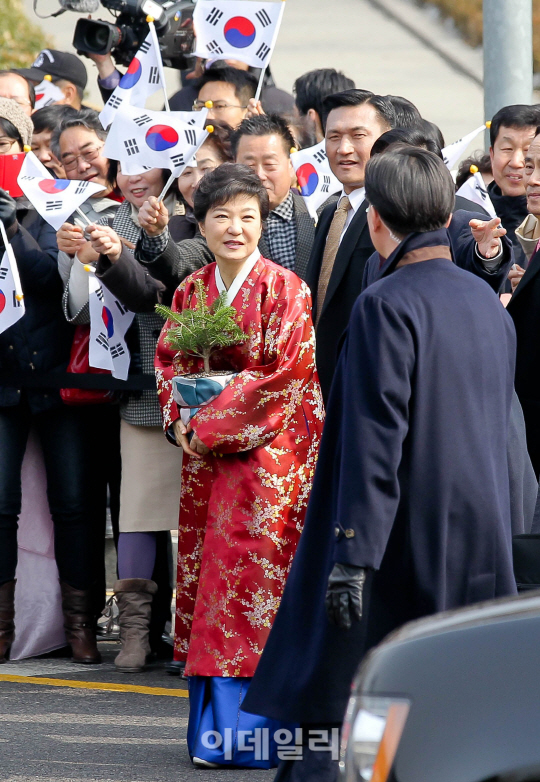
[0,98,100,665]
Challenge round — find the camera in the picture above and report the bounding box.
[73,0,195,68]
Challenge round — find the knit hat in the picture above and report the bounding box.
[0,98,33,148]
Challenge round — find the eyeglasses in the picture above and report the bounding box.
[192,100,247,112]
[62,145,104,171]
[0,138,18,153]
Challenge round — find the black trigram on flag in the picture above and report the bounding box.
[187,118,196,125]
[110,342,125,359]
[114,300,129,316]
[171,153,185,168]
[45,200,62,211]
[256,42,271,61]
[75,182,88,195]
[0,267,8,281]
[205,7,223,25]
[19,175,33,182]
[184,129,197,145]
[139,40,151,54]
[108,94,122,109]
[96,332,108,350]
[148,66,159,85]
[124,138,139,156]
[206,40,223,55]
[95,286,104,302]
[134,114,152,127]
[321,175,331,194]
[12,292,21,307]
[314,150,327,164]
[256,9,272,27]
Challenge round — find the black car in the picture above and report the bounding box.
[340,591,540,782]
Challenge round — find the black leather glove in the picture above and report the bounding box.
[0,188,17,239]
[325,563,366,630]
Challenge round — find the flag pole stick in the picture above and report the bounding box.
[75,207,92,226]
[0,219,10,250]
[148,17,170,112]
[254,0,286,104]
[0,220,24,301]
[157,172,176,203]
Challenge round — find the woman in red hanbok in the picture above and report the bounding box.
[155,164,324,769]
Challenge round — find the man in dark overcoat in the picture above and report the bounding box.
[243,145,517,782]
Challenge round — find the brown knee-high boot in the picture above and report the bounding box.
[0,580,15,663]
[114,579,158,673]
[60,582,101,664]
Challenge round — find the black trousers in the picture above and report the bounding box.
[273,725,341,782]
[0,398,94,590]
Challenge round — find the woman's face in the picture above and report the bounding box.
[0,135,22,155]
[116,166,165,209]
[199,195,262,264]
[177,140,225,208]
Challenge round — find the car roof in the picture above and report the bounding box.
[381,589,540,647]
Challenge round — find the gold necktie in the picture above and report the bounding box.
[315,196,351,327]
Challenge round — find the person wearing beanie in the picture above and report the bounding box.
[0,97,101,666]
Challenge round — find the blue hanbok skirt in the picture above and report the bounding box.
[187,676,294,769]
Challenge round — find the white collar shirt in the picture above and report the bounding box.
[338,186,366,244]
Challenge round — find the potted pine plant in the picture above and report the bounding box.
[156,279,247,422]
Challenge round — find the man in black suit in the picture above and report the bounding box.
[507,129,540,476]
[305,89,395,401]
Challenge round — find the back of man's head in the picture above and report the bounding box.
[490,104,540,147]
[231,113,295,158]
[198,66,258,106]
[365,144,454,237]
[384,95,422,129]
[322,89,395,132]
[371,127,443,159]
[294,69,355,123]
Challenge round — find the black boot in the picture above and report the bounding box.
[0,580,15,663]
[60,582,101,664]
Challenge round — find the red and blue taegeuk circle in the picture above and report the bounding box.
[38,179,70,194]
[223,16,256,48]
[0,291,5,315]
[296,163,319,197]
[145,125,179,152]
[102,306,114,338]
[119,58,142,89]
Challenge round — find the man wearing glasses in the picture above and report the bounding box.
[194,66,258,129]
[0,71,35,117]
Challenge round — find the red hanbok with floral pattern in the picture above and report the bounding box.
[155,256,324,678]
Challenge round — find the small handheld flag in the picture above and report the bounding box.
[442,123,489,171]
[88,274,135,381]
[193,0,286,69]
[291,141,341,221]
[17,154,104,231]
[99,28,166,129]
[34,78,64,110]
[455,171,497,218]
[0,221,25,335]
[103,104,209,176]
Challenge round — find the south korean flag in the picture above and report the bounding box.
[291,141,341,221]
[88,274,135,381]
[193,0,286,68]
[99,26,166,129]
[442,124,488,171]
[17,153,104,231]
[34,78,64,110]
[103,104,209,177]
[0,225,24,335]
[455,171,497,218]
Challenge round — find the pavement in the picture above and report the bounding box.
[0,644,274,781]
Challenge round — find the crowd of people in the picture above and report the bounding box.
[1,44,540,781]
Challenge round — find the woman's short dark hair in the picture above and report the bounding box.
[371,127,443,159]
[365,144,455,237]
[106,160,173,194]
[193,162,269,223]
[0,117,22,147]
[32,104,78,134]
[455,152,492,190]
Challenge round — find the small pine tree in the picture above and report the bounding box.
[156,279,247,374]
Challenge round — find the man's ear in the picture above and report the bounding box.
[367,204,382,233]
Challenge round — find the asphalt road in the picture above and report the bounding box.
[0,644,275,782]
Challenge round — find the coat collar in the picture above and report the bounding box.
[379,228,452,278]
[508,244,540,306]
